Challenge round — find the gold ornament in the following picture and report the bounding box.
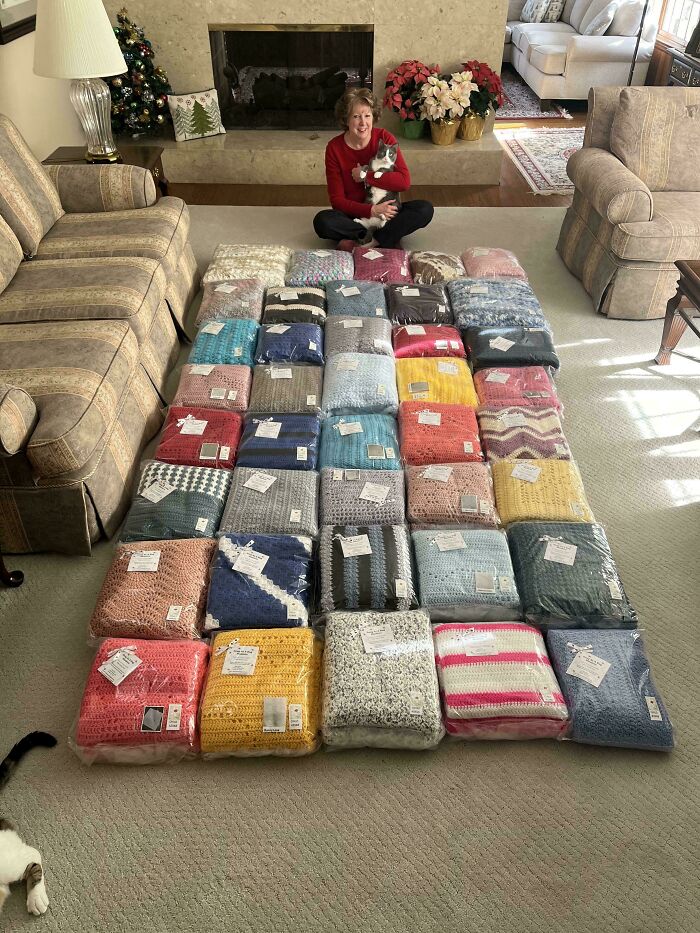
[112,77,123,88]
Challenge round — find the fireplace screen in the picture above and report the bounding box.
[210,25,373,130]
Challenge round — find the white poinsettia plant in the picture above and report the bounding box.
[419,70,478,123]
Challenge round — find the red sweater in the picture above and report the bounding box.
[325,127,411,219]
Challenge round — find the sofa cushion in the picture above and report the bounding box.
[568,0,594,30]
[0,319,139,478]
[0,214,22,293]
[0,115,64,257]
[33,197,189,279]
[0,382,37,456]
[611,191,700,261]
[529,43,568,74]
[511,20,575,52]
[579,0,617,33]
[608,0,643,35]
[0,256,165,344]
[610,87,700,192]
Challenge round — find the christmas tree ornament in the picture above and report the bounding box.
[112,77,123,87]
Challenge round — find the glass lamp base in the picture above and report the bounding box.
[69,77,122,163]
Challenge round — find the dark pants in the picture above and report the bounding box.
[313,200,434,249]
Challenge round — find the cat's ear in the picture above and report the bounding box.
[0,819,17,832]
[376,139,386,156]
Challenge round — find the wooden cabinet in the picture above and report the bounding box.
[667,48,700,87]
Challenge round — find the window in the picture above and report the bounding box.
[659,0,700,45]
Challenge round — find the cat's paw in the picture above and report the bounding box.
[26,881,49,916]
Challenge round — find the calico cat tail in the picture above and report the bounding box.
[0,732,57,791]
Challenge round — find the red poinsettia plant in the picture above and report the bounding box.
[462,60,505,118]
[383,60,441,120]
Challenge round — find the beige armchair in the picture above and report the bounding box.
[557,86,700,320]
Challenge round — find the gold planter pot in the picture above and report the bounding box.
[429,120,459,146]
[458,112,487,141]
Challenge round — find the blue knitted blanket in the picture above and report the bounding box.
[447,278,550,331]
[465,326,559,371]
[189,319,258,367]
[254,323,324,365]
[326,280,388,318]
[319,415,401,471]
[236,415,321,471]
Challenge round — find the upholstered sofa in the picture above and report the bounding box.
[0,115,199,555]
[557,86,700,320]
[504,0,657,102]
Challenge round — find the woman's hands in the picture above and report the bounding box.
[370,201,399,220]
[351,162,367,183]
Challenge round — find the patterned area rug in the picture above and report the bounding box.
[496,126,585,195]
[497,71,572,120]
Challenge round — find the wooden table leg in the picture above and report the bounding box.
[654,289,687,364]
[0,545,24,587]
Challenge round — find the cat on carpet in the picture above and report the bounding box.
[354,139,401,243]
[0,732,56,917]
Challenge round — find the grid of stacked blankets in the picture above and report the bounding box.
[71,243,674,764]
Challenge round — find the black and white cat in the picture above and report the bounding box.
[0,732,56,917]
[354,139,401,242]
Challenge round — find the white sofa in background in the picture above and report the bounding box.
[503,0,658,103]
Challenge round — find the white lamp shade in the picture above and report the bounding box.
[34,0,127,79]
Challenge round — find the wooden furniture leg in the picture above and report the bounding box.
[0,545,24,587]
[654,289,686,364]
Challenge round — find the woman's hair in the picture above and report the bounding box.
[335,87,381,129]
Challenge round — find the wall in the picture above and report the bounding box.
[0,31,83,160]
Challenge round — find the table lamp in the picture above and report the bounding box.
[33,0,127,162]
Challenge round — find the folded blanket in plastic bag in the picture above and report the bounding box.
[387,284,453,324]
[219,466,318,537]
[474,366,561,410]
[324,315,393,357]
[188,318,258,367]
[492,459,594,525]
[406,462,498,527]
[477,407,571,461]
[172,363,251,413]
[236,414,321,471]
[248,364,323,414]
[254,322,324,365]
[410,250,465,284]
[465,326,559,371]
[322,352,398,415]
[398,401,482,464]
[154,406,242,470]
[353,246,412,284]
[396,357,478,406]
[203,244,292,288]
[460,247,528,280]
[195,279,265,326]
[448,278,548,331]
[319,415,400,470]
[325,280,388,318]
[262,286,327,325]
[286,248,353,286]
[319,467,405,526]
[393,324,465,359]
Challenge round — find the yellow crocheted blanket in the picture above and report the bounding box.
[492,459,595,525]
[395,357,477,407]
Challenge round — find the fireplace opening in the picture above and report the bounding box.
[210,25,373,130]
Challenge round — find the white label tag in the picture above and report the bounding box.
[435,531,466,552]
[475,571,496,594]
[296,446,307,462]
[288,703,303,730]
[313,249,332,257]
[499,575,512,591]
[340,534,372,558]
[214,284,236,294]
[263,696,287,732]
[418,411,441,426]
[233,548,269,576]
[127,550,161,572]
[364,249,383,260]
[337,358,359,371]
[190,364,215,375]
[343,318,363,329]
[344,470,360,481]
[555,443,568,456]
[485,371,510,384]
[166,703,182,730]
[279,290,299,301]
[385,446,396,459]
[511,462,541,483]
[490,336,515,352]
[289,509,302,524]
[341,286,360,297]
[267,324,290,334]
[435,339,449,349]
[367,444,386,460]
[360,621,395,653]
[375,308,383,316]
[256,421,282,439]
[209,387,227,400]
[98,649,142,686]
[141,480,174,503]
[405,324,426,335]
[462,630,495,656]
[202,322,225,335]
[373,338,388,349]
[463,441,474,454]
[359,482,390,504]
[472,248,490,256]
[166,605,182,622]
[543,539,577,565]
[221,445,231,461]
[395,578,408,598]
[306,395,317,406]
[333,469,343,481]
[195,517,209,533]
[500,412,527,428]
[376,384,386,396]
[179,418,208,435]
[607,579,623,600]
[402,287,421,297]
[566,651,611,688]
[338,421,363,436]
[437,361,458,375]
[479,498,491,515]
[570,501,585,518]
[309,341,317,351]
[270,368,292,379]
[409,689,424,715]
[223,645,259,676]
[470,285,489,295]
[243,472,277,493]
[228,390,238,401]
[540,688,555,704]
[645,696,663,721]
[422,465,453,483]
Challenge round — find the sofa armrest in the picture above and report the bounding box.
[44,163,157,213]
[566,35,653,65]
[567,148,653,224]
[0,383,37,456]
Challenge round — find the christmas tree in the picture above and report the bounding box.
[108,8,172,137]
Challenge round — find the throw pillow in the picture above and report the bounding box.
[581,0,619,35]
[521,0,550,22]
[167,89,225,142]
[609,0,644,35]
[543,0,566,22]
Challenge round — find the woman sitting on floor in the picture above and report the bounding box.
[314,87,433,251]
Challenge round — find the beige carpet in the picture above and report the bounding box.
[1,207,699,933]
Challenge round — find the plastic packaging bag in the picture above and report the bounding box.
[324,316,393,358]
[199,628,321,757]
[321,352,398,415]
[248,364,323,414]
[460,247,528,280]
[477,406,571,461]
[71,638,209,764]
[392,323,465,359]
[322,609,444,750]
[396,357,478,406]
[286,248,353,286]
[89,539,215,641]
[492,459,594,525]
[202,244,292,287]
[325,280,387,318]
[204,533,313,632]
[236,414,321,471]
[465,326,559,371]
[171,363,251,413]
[319,467,405,526]
[262,286,326,325]
[447,278,549,331]
[546,630,674,750]
[319,524,416,613]
[154,406,242,470]
[412,529,520,621]
[219,466,318,537]
[254,322,324,365]
[434,622,569,739]
[474,366,561,410]
[194,278,265,326]
[319,415,400,471]
[188,318,258,367]
[120,461,233,543]
[353,246,412,284]
[409,250,465,284]
[387,284,453,325]
[398,401,482,465]
[508,521,638,628]
[406,462,498,527]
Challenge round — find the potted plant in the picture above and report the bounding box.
[458,60,504,141]
[418,71,477,146]
[383,60,440,138]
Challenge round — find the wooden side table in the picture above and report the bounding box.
[654,260,700,364]
[43,145,169,198]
